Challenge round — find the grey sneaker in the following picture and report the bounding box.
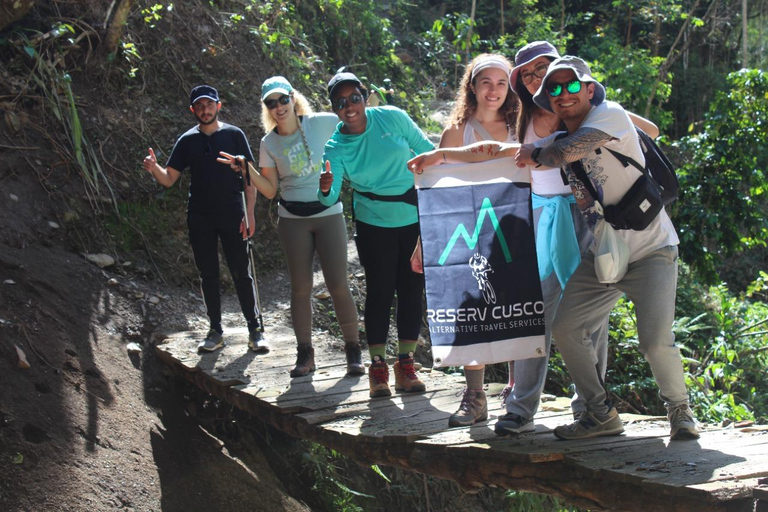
[553,408,625,440]
[668,404,700,440]
[248,328,269,354]
[198,329,224,352]
[495,413,535,435]
[448,388,488,427]
[572,409,586,422]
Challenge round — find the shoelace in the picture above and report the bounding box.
[295,346,313,366]
[669,405,693,423]
[499,386,512,405]
[370,364,388,383]
[456,388,478,413]
[399,361,419,380]
[345,344,362,364]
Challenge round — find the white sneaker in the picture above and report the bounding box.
[198,329,224,352]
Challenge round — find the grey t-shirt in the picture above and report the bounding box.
[259,113,339,203]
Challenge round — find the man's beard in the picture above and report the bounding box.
[195,111,218,125]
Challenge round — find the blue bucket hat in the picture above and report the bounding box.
[510,41,561,96]
[532,55,606,113]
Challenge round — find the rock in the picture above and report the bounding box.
[126,343,142,355]
[148,295,160,305]
[85,253,115,268]
[314,291,330,300]
[4,279,15,285]
[16,345,30,369]
[48,221,60,229]
[9,194,18,202]
[107,278,119,286]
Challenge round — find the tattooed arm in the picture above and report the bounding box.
[515,128,613,169]
[408,141,520,174]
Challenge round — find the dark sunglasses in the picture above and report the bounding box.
[520,63,549,85]
[264,95,291,109]
[333,93,364,111]
[547,80,582,97]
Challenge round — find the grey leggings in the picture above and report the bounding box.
[277,213,359,345]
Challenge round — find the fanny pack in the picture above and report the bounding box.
[354,187,418,207]
[278,198,333,217]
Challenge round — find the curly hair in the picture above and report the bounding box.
[446,53,518,136]
[260,90,314,133]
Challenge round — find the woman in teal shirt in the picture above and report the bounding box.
[319,72,434,398]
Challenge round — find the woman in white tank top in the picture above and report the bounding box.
[433,54,521,428]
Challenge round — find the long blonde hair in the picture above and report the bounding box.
[446,53,518,134]
[260,90,314,133]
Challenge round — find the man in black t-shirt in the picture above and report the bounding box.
[143,85,268,353]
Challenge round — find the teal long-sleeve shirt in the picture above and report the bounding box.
[318,106,434,228]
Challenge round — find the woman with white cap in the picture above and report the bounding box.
[221,76,365,378]
[429,53,521,428]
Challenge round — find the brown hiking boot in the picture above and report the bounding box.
[344,343,365,376]
[368,359,391,398]
[449,388,488,427]
[289,344,315,377]
[393,357,426,393]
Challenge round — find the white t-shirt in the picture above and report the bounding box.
[524,122,572,197]
[259,113,342,218]
[537,101,678,262]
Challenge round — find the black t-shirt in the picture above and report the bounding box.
[166,123,255,214]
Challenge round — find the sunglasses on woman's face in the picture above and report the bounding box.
[333,93,364,111]
[547,80,582,97]
[264,95,291,109]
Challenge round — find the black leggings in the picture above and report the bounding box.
[188,211,259,327]
[354,221,423,345]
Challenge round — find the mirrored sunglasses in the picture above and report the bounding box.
[547,80,582,97]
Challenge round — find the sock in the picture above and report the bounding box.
[369,344,387,364]
[465,368,485,391]
[397,341,417,360]
[211,322,223,334]
[507,361,515,386]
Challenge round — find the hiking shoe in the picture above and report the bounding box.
[553,408,624,440]
[369,359,391,398]
[248,328,270,354]
[448,388,488,427]
[393,357,426,393]
[290,344,315,377]
[668,404,700,440]
[499,385,513,408]
[344,343,365,376]
[198,329,224,352]
[495,413,535,435]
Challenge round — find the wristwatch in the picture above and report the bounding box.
[531,147,542,165]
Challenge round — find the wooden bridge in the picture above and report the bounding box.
[155,326,768,512]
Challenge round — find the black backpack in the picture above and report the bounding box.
[603,127,679,206]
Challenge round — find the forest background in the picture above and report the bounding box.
[0,0,766,511]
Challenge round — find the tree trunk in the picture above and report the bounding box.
[467,0,476,61]
[105,0,134,55]
[0,0,35,32]
[742,0,748,67]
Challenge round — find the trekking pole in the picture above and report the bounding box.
[238,158,265,332]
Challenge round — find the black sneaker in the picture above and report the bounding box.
[495,412,535,435]
[248,328,269,354]
[198,329,224,353]
[344,343,365,376]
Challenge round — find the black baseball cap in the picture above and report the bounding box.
[190,85,219,105]
[327,72,365,100]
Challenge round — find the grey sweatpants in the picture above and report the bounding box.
[277,213,359,345]
[504,203,609,419]
[552,245,689,415]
